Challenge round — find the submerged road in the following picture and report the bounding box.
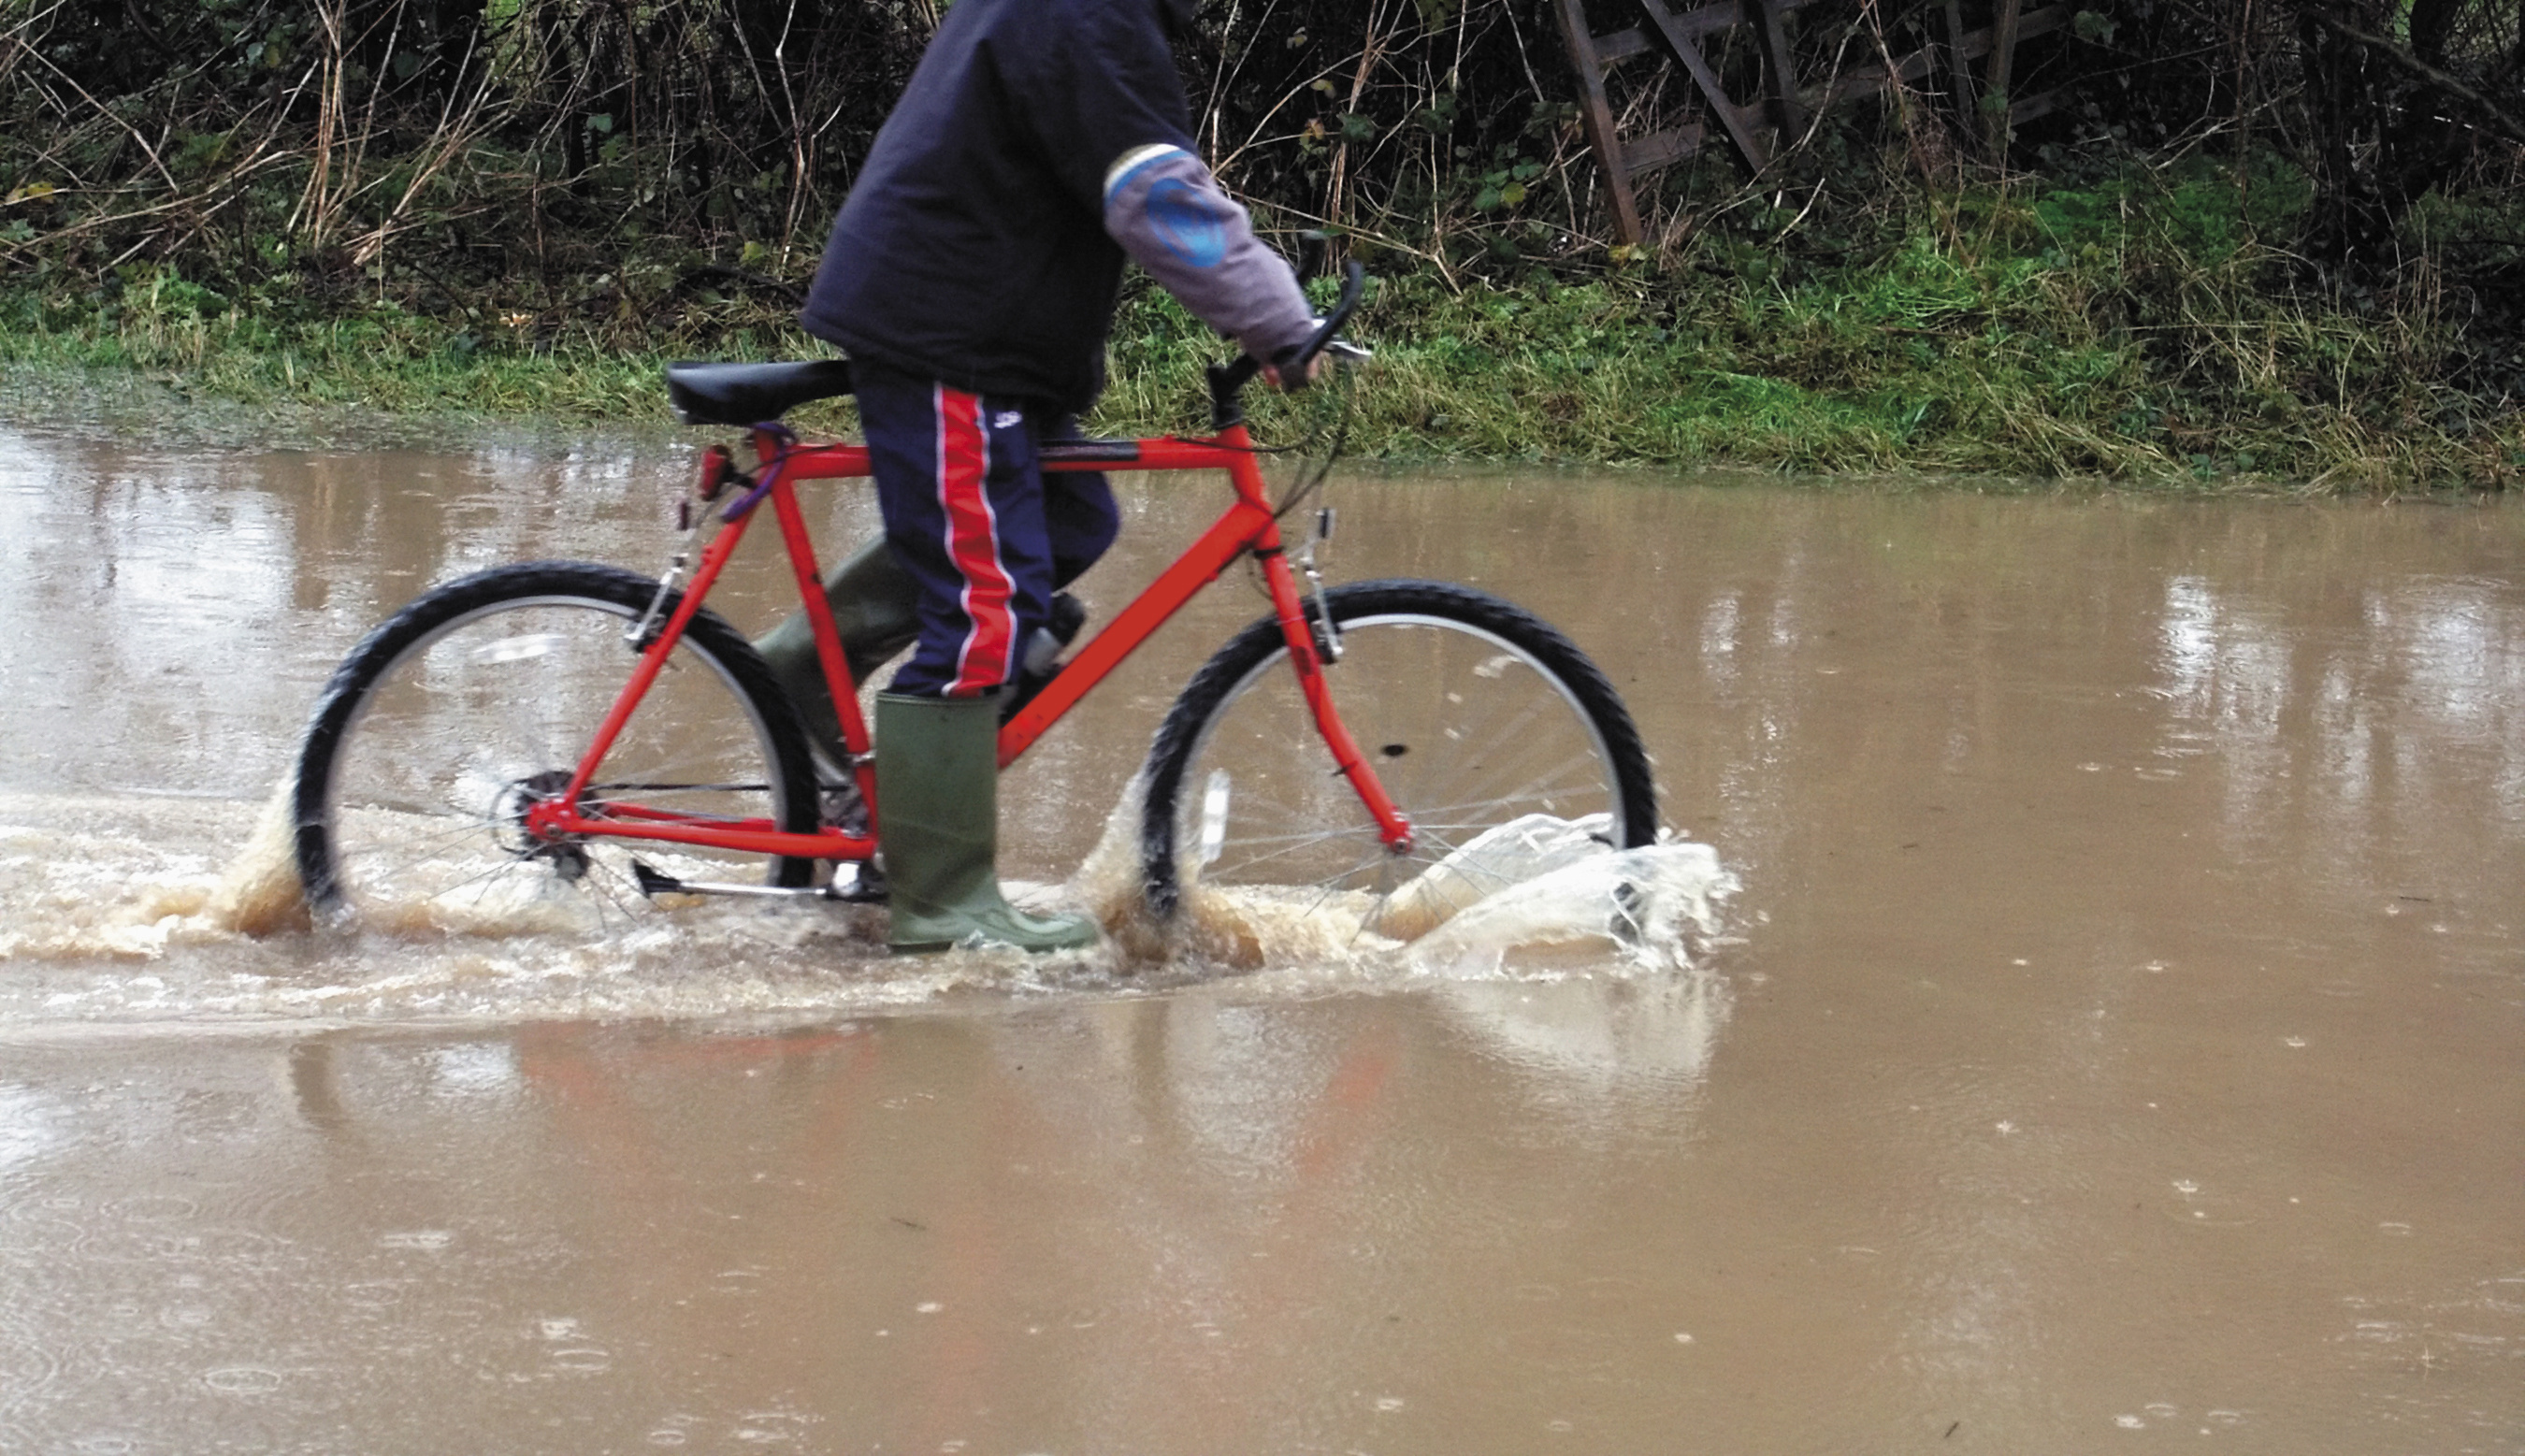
[0,421,2518,1450]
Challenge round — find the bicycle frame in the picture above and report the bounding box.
[521,419,1414,868]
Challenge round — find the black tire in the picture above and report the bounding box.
[293,561,819,931]
[1140,579,1656,933]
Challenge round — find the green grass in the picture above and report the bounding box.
[6,158,2517,492]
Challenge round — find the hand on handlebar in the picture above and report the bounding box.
[1262,353,1329,391]
[1206,261,1367,425]
[1272,262,1371,391]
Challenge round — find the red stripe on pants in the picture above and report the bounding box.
[935,386,1017,695]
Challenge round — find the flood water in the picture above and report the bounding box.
[0,414,2518,1452]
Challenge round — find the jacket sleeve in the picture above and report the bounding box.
[998,1,1318,366]
[1103,144,1319,365]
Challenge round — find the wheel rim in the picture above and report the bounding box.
[320,595,793,934]
[1173,612,1627,941]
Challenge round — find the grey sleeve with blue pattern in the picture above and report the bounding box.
[1103,145,1318,366]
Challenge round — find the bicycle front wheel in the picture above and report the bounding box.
[292,561,819,934]
[1140,579,1656,936]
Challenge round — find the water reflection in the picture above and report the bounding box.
[2155,562,2525,905]
[1,994,1743,1453]
[1436,974,1727,1108]
[0,1082,61,1175]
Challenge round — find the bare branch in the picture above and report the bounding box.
[16,37,182,195]
[2307,9,2525,146]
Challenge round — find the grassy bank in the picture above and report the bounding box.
[6,159,2517,492]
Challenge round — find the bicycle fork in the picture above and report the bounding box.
[1253,529,1415,858]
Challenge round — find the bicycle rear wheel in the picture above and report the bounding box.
[292,561,819,934]
[1139,580,1656,937]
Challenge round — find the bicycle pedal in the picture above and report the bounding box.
[630,858,679,899]
[825,862,888,903]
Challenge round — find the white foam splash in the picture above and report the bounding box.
[1406,839,1734,979]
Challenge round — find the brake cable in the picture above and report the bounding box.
[1270,368,1355,660]
[1270,366,1354,521]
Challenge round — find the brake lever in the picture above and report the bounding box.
[1295,260,1368,369]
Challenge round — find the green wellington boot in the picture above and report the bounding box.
[874,691,1102,954]
[751,537,923,770]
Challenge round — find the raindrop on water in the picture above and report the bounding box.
[203,1366,282,1395]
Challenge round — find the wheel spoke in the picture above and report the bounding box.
[1303,843,1402,928]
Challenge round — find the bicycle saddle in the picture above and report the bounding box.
[665,359,855,426]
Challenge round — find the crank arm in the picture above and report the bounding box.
[630,859,887,903]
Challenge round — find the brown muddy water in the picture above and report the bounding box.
[0,418,2518,1453]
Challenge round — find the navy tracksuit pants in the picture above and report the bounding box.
[856,362,1119,699]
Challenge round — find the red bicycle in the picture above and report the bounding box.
[290,267,1657,938]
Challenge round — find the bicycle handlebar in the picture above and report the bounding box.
[1208,260,1367,430]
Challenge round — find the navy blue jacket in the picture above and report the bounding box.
[801,0,1219,412]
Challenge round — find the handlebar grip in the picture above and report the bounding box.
[1293,260,1368,373]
